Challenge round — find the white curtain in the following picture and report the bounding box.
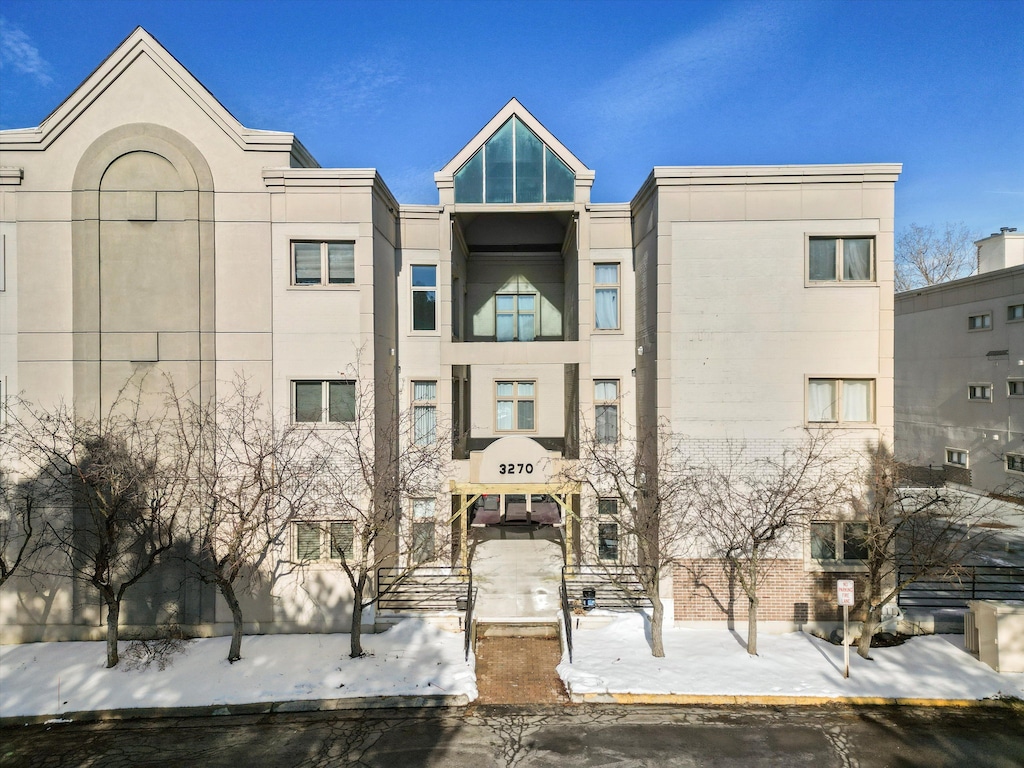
[595,288,618,329]
[807,379,837,422]
[496,401,513,430]
[842,380,871,422]
[843,239,872,281]
[414,405,436,444]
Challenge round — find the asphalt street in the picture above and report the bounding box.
[3,703,1023,767]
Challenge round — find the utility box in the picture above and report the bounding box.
[967,600,1024,673]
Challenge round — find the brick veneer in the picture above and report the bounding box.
[673,559,867,623]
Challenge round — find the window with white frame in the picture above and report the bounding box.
[292,241,355,286]
[806,378,874,424]
[1009,379,1024,398]
[411,498,436,563]
[967,313,992,331]
[495,381,535,431]
[1008,304,1024,322]
[412,381,437,445]
[946,448,968,467]
[595,380,619,443]
[293,380,356,423]
[295,521,354,561]
[811,521,868,562]
[594,263,620,330]
[808,237,874,282]
[412,265,437,331]
[495,293,536,341]
[968,384,992,402]
[1007,454,1024,474]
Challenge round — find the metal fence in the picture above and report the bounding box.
[896,565,1024,610]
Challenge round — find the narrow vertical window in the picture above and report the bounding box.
[412,265,437,331]
[595,380,619,443]
[296,522,322,560]
[594,263,620,330]
[413,381,437,445]
[412,499,436,563]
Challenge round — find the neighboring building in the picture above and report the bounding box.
[895,228,1024,495]
[0,28,899,642]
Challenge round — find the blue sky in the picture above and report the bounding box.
[1,0,1021,236]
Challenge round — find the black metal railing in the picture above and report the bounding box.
[896,565,1024,610]
[560,580,574,663]
[463,584,476,662]
[561,564,654,611]
[377,566,472,612]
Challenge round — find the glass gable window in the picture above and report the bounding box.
[454,117,575,204]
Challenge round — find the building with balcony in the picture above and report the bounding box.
[0,28,900,642]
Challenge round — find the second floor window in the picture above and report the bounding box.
[496,381,535,431]
[496,293,536,341]
[594,263,620,330]
[412,265,437,331]
[412,381,437,445]
[807,378,874,424]
[292,241,354,286]
[294,380,356,423]
[595,380,619,443]
[808,237,874,282]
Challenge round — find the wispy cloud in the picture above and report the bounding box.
[574,3,787,153]
[0,18,53,86]
[291,55,405,128]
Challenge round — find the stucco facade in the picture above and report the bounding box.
[0,29,900,642]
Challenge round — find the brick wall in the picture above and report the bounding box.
[673,558,867,623]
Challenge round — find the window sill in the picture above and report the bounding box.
[287,285,359,291]
[805,280,879,288]
[805,421,877,429]
[805,560,869,573]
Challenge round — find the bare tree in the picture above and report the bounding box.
[179,379,325,663]
[852,443,991,659]
[561,418,692,657]
[690,430,846,656]
[311,373,451,658]
[16,389,196,667]
[1,407,51,589]
[895,222,977,292]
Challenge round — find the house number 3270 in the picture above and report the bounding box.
[498,463,534,475]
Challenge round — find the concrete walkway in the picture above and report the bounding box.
[468,525,564,619]
[475,636,568,705]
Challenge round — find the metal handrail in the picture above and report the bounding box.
[897,565,1024,609]
[377,566,472,611]
[560,579,574,663]
[463,576,475,661]
[561,563,655,609]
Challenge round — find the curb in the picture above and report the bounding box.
[0,694,472,727]
[568,692,1023,708]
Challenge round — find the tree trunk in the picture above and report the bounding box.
[220,579,245,663]
[857,577,879,660]
[649,591,665,658]
[746,594,758,656]
[105,598,120,668]
[350,586,364,658]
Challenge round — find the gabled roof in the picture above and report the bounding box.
[435,98,593,182]
[0,27,316,165]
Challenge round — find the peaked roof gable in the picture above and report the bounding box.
[0,27,316,165]
[436,99,592,181]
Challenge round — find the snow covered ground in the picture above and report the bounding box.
[4,614,1023,720]
[0,619,476,719]
[558,613,1024,701]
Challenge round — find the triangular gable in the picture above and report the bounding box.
[0,27,316,165]
[438,99,590,178]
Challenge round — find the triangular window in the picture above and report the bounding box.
[455,117,574,204]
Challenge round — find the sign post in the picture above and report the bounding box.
[837,579,855,679]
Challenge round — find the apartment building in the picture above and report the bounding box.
[895,228,1024,494]
[0,28,899,641]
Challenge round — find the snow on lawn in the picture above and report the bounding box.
[0,619,476,719]
[558,614,1024,701]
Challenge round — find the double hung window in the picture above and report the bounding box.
[412,265,437,331]
[293,380,356,423]
[496,381,535,432]
[495,293,536,341]
[808,237,874,282]
[806,378,874,424]
[412,381,437,445]
[594,263,620,330]
[292,241,355,286]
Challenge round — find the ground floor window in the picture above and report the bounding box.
[411,499,436,563]
[810,521,868,562]
[294,380,356,423]
[598,523,619,561]
[1007,453,1024,474]
[296,521,354,561]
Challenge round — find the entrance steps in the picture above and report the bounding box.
[475,619,559,639]
[473,624,568,705]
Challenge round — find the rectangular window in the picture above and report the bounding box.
[412,381,437,445]
[495,293,536,341]
[595,380,619,443]
[598,498,618,516]
[411,501,436,563]
[946,448,968,467]
[296,522,322,560]
[330,522,354,561]
[967,313,992,331]
[1008,304,1024,322]
[594,263,620,330]
[598,522,619,561]
[412,265,437,331]
[811,521,868,562]
[1009,379,1024,397]
[1007,454,1024,474]
[495,380,535,432]
[293,380,356,423]
[292,241,355,286]
[968,384,992,402]
[806,378,874,424]
[808,237,874,282]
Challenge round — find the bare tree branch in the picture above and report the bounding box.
[895,221,977,292]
